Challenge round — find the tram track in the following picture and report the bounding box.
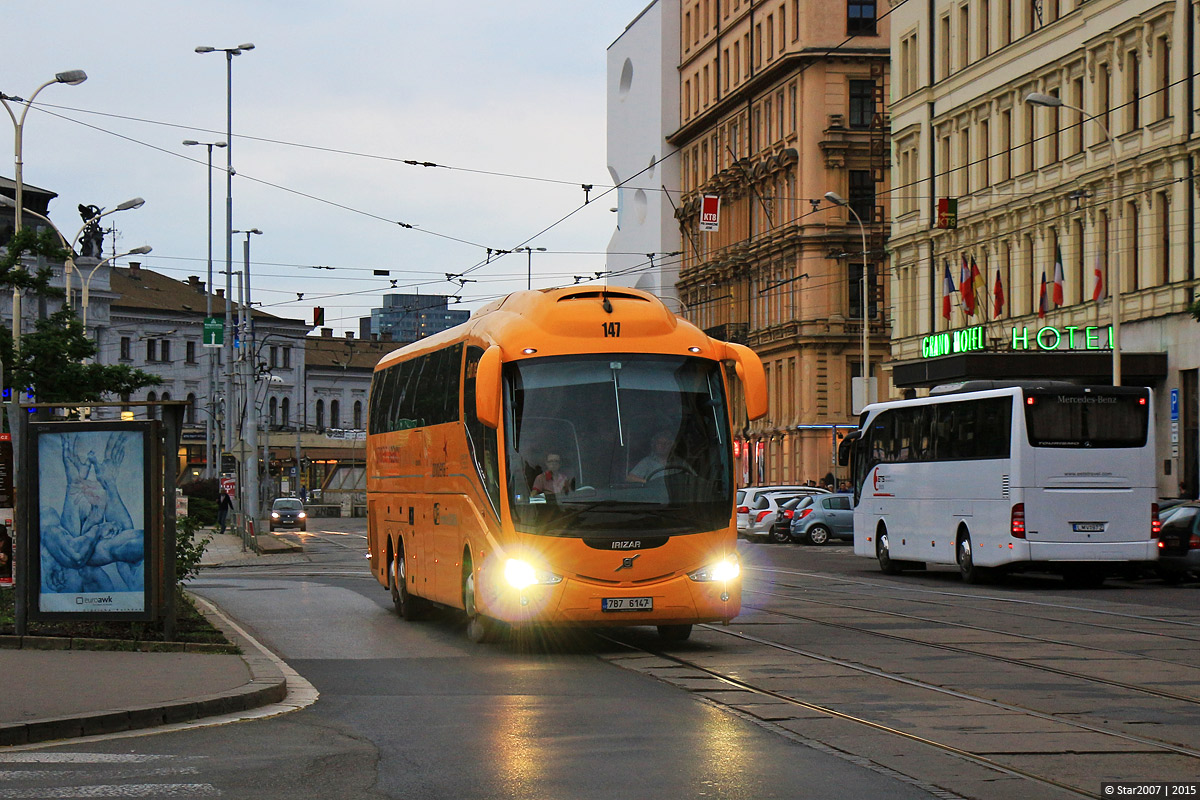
[601,618,1200,800]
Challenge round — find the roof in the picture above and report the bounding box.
[110,264,302,326]
[303,333,396,372]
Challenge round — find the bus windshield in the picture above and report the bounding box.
[1024,389,1149,448]
[503,354,732,537]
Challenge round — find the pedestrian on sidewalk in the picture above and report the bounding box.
[217,490,233,536]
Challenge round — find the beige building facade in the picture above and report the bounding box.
[887,0,1200,497]
[670,0,891,486]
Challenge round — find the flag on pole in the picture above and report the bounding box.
[993,269,1005,317]
[959,254,976,316]
[942,261,955,321]
[1037,270,1048,319]
[1091,254,1104,301]
[969,256,982,316]
[1052,246,1065,306]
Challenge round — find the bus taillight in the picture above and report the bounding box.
[1151,503,1161,539]
[1010,503,1026,539]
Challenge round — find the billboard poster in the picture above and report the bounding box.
[699,194,721,232]
[33,425,153,617]
[0,521,12,588]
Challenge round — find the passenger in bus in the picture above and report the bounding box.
[627,431,678,483]
[531,453,574,496]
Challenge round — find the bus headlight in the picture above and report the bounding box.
[503,558,563,589]
[688,555,740,582]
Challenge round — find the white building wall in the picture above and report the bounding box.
[606,0,683,310]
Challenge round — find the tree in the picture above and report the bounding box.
[1,227,161,410]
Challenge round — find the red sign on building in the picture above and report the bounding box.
[700,194,721,232]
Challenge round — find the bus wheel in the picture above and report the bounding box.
[957,533,989,584]
[657,624,692,642]
[463,558,499,644]
[876,529,901,574]
[806,525,831,546]
[390,544,424,621]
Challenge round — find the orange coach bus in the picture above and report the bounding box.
[366,287,766,643]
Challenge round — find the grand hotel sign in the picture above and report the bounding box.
[921,324,1114,359]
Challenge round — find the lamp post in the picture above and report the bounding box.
[514,246,546,290]
[233,228,262,537]
[1025,91,1121,385]
[81,246,152,329]
[184,139,228,478]
[196,42,254,455]
[824,191,872,407]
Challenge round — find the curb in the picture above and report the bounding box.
[0,594,287,748]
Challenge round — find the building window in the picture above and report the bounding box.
[939,15,951,79]
[1158,191,1170,284]
[980,0,990,57]
[269,396,278,427]
[160,340,171,363]
[960,127,972,193]
[980,119,991,186]
[958,3,970,69]
[1071,77,1085,155]
[847,0,876,35]
[269,346,278,368]
[120,336,131,361]
[282,347,291,369]
[146,339,157,362]
[849,170,875,222]
[1157,36,1171,120]
[1126,50,1140,132]
[848,79,874,128]
[316,399,325,431]
[1048,89,1060,163]
[330,399,340,430]
[848,263,879,319]
[281,397,291,428]
[186,340,197,364]
[1098,63,1111,142]
[1001,108,1012,181]
[186,393,196,425]
[353,400,363,429]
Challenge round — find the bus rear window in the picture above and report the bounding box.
[1024,391,1149,448]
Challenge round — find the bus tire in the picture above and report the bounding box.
[876,528,901,574]
[390,542,425,621]
[463,555,500,644]
[806,525,831,546]
[657,624,693,642]
[957,532,990,584]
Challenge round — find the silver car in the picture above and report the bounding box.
[737,485,830,537]
[743,492,809,542]
[789,493,855,545]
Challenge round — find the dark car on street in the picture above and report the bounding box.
[270,497,307,532]
[1156,501,1200,583]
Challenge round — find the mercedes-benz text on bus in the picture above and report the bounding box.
[366,288,766,642]
[839,381,1159,586]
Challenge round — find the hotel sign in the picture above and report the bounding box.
[922,324,1114,359]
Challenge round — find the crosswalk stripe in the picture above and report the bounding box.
[0,785,218,797]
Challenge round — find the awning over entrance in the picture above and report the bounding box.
[891,351,1168,389]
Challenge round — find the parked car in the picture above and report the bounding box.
[737,485,830,537]
[789,493,855,545]
[743,492,806,542]
[1156,501,1200,583]
[270,497,307,532]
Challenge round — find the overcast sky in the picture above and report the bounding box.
[5,1,651,334]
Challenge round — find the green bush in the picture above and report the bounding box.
[176,515,211,583]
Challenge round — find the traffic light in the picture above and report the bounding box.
[313,307,325,326]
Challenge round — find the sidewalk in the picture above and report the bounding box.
[0,527,307,747]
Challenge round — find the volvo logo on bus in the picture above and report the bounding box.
[615,554,641,572]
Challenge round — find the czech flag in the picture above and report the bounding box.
[993,269,1005,317]
[1037,270,1048,319]
[1092,255,1104,301]
[942,261,955,320]
[1052,246,1065,305]
[960,254,976,317]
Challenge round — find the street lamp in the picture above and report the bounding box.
[824,191,872,407]
[1,69,88,237]
[183,139,228,478]
[1025,91,1122,385]
[196,42,254,455]
[232,228,262,537]
[0,194,144,318]
[514,246,547,290]
[81,245,152,329]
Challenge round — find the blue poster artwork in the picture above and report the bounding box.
[37,431,146,613]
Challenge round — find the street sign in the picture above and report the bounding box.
[220,476,237,498]
[1171,388,1179,421]
[203,317,223,347]
[221,453,237,472]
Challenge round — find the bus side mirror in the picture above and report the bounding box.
[723,342,767,421]
[475,345,502,429]
[837,430,860,467]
